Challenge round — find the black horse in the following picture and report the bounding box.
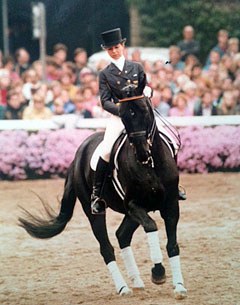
[19,91,187,299]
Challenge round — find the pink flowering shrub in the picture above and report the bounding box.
[0,129,93,180]
[0,126,239,180]
[178,125,240,173]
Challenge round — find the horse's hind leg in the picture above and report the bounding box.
[128,200,166,285]
[86,213,131,295]
[161,203,187,299]
[116,215,144,289]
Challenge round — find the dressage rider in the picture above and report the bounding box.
[91,28,186,215]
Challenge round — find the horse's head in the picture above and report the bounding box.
[119,95,156,166]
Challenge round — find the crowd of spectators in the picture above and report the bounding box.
[0,26,240,121]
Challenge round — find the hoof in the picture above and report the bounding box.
[151,263,166,285]
[119,286,132,296]
[174,283,187,300]
[151,273,166,285]
[131,277,145,290]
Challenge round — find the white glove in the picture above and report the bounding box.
[143,86,153,98]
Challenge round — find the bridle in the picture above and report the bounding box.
[118,95,157,167]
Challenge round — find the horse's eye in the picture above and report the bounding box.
[130,109,135,116]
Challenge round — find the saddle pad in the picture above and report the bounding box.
[90,131,176,200]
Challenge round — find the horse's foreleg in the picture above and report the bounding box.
[88,215,131,295]
[127,200,166,285]
[162,205,187,299]
[116,216,144,289]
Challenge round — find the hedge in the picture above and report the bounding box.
[0,126,239,180]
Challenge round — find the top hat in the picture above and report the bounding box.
[101,28,126,48]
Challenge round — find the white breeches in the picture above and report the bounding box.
[98,115,124,162]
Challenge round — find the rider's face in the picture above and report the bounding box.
[105,43,124,60]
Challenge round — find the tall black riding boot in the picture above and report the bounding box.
[174,154,187,201]
[91,157,109,215]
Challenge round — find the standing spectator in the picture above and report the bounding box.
[194,90,217,116]
[169,93,192,116]
[168,45,185,71]
[205,29,229,67]
[14,47,30,76]
[53,43,68,66]
[3,90,26,119]
[22,90,52,120]
[177,25,200,61]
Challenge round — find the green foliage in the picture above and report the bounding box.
[126,0,240,63]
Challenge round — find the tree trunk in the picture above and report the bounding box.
[129,5,141,46]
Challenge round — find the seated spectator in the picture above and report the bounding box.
[3,90,26,120]
[182,81,200,115]
[59,71,78,101]
[73,47,89,85]
[227,37,239,58]
[168,45,185,71]
[205,29,229,67]
[22,91,52,120]
[154,85,172,117]
[177,25,200,61]
[219,54,235,81]
[14,47,31,76]
[81,86,98,114]
[53,43,68,66]
[203,63,221,87]
[32,60,44,81]
[47,80,63,107]
[203,50,221,71]
[194,90,218,116]
[46,56,61,82]
[22,69,41,101]
[0,69,11,106]
[2,55,20,83]
[0,49,3,68]
[169,93,192,116]
[211,85,222,108]
[79,67,96,86]
[217,90,240,115]
[60,89,75,114]
[51,97,65,115]
[131,48,142,63]
[73,90,92,118]
[184,54,200,77]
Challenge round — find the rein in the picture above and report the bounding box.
[118,95,145,103]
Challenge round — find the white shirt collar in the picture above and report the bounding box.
[110,55,125,71]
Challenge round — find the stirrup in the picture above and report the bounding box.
[178,186,187,200]
[91,196,107,215]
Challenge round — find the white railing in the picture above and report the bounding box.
[0,115,240,131]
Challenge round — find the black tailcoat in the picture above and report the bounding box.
[99,60,146,116]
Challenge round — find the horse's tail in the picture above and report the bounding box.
[18,162,77,239]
